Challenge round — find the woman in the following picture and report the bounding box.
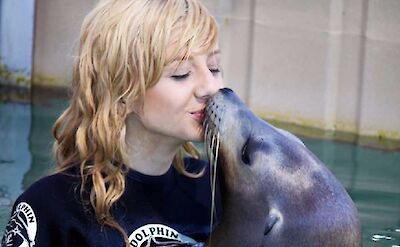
[1,0,224,246]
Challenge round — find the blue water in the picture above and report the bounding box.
[0,99,399,246]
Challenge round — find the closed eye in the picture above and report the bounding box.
[210,68,220,74]
[171,72,191,81]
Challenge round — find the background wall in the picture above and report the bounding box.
[2,0,399,146]
[32,0,98,86]
[202,0,400,145]
[0,0,35,86]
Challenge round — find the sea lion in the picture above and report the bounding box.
[203,88,362,247]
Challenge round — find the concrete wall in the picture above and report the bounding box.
[25,0,400,143]
[203,0,400,142]
[32,0,97,86]
[0,0,35,86]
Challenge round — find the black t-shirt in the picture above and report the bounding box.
[1,158,222,247]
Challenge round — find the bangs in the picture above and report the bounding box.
[165,0,218,66]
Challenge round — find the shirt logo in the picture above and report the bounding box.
[128,224,201,247]
[1,202,37,247]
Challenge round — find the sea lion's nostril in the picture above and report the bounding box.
[221,88,233,94]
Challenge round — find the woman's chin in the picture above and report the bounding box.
[187,127,205,142]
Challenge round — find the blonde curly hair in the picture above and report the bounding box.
[52,0,218,245]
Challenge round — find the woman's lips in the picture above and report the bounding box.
[190,109,205,122]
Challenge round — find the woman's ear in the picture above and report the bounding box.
[117,98,128,116]
[124,97,141,115]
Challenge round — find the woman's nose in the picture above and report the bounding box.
[194,68,224,101]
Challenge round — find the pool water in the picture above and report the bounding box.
[0,98,399,246]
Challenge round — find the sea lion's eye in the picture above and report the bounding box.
[241,141,250,165]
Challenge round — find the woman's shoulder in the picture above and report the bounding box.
[3,168,108,246]
[14,168,81,210]
[175,157,217,199]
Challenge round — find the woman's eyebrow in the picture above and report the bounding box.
[207,49,221,58]
[186,49,221,60]
[168,49,221,68]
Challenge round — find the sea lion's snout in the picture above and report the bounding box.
[220,87,234,94]
[205,88,251,162]
[204,88,269,191]
[205,88,273,166]
[205,88,255,138]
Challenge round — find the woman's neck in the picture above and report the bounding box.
[123,113,182,176]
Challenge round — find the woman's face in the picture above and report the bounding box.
[131,46,224,143]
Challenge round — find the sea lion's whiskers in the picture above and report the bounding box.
[210,131,219,222]
[208,129,220,245]
[204,122,211,161]
[210,129,216,165]
[203,102,222,245]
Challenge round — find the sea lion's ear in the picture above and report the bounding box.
[264,213,279,235]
